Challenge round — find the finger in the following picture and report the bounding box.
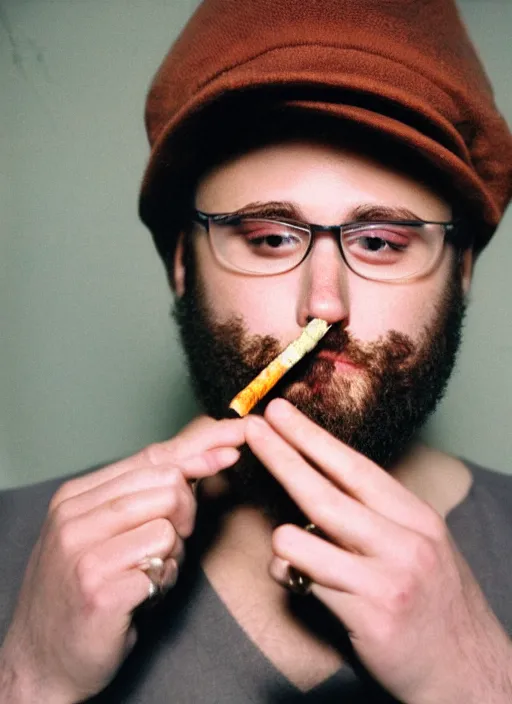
[177,447,241,477]
[50,486,195,560]
[81,519,184,581]
[310,585,374,641]
[52,416,247,504]
[103,567,161,616]
[269,555,292,584]
[272,524,386,599]
[53,445,242,529]
[163,416,248,461]
[246,414,406,556]
[80,567,154,622]
[264,399,435,533]
[52,464,196,527]
[139,557,180,596]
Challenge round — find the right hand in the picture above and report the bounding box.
[0,415,246,703]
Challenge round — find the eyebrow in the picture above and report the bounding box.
[220,201,424,223]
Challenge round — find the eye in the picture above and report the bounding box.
[355,235,406,252]
[249,233,300,249]
[344,225,414,264]
[233,220,307,257]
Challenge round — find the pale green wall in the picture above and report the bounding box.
[1,0,511,489]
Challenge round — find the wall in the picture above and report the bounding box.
[1,0,511,489]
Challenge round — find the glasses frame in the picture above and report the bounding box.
[192,209,463,283]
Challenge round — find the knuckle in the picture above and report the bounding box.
[48,482,75,513]
[108,493,131,513]
[312,498,341,528]
[178,498,197,540]
[381,573,417,617]
[159,464,183,488]
[141,443,171,467]
[343,454,365,487]
[54,518,79,556]
[407,534,439,576]
[75,553,101,602]
[272,524,297,554]
[49,498,73,527]
[154,518,176,549]
[163,487,181,516]
[144,463,183,490]
[422,511,448,543]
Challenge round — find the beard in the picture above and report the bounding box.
[173,255,466,524]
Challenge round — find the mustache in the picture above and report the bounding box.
[278,324,417,392]
[314,323,415,368]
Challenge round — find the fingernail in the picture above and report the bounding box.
[266,398,291,418]
[248,414,267,430]
[215,447,240,466]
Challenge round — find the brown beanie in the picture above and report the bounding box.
[139,0,512,260]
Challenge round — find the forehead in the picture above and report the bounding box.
[195,140,452,223]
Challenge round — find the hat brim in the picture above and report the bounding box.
[140,73,498,260]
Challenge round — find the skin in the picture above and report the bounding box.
[246,400,512,703]
[176,141,472,346]
[1,140,510,702]
[0,417,248,702]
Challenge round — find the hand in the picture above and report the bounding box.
[0,415,246,703]
[245,399,512,704]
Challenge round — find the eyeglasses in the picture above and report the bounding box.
[192,209,462,283]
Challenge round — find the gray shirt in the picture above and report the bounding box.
[1,460,512,702]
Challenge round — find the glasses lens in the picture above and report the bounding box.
[342,222,444,281]
[210,218,310,274]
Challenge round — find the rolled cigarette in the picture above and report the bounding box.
[228,318,331,417]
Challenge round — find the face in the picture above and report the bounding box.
[173,140,471,520]
[178,141,469,341]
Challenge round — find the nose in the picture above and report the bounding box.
[296,234,350,328]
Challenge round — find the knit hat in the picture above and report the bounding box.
[139,0,512,261]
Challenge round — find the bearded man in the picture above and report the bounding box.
[1,0,512,702]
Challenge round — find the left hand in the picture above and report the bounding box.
[245,398,512,704]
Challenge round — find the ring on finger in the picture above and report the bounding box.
[138,556,166,599]
[287,566,312,595]
[285,523,322,596]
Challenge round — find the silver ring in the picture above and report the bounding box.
[139,556,165,599]
[287,566,312,596]
[147,577,159,600]
[286,524,322,596]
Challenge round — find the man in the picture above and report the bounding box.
[1,0,512,702]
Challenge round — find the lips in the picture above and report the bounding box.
[317,349,359,369]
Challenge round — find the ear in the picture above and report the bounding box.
[173,233,186,297]
[460,248,473,296]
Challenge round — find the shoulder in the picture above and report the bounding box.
[464,460,512,507]
[454,459,512,539]
[0,476,65,639]
[0,462,109,554]
[0,476,63,547]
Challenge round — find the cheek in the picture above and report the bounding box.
[195,242,295,335]
[347,266,452,343]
